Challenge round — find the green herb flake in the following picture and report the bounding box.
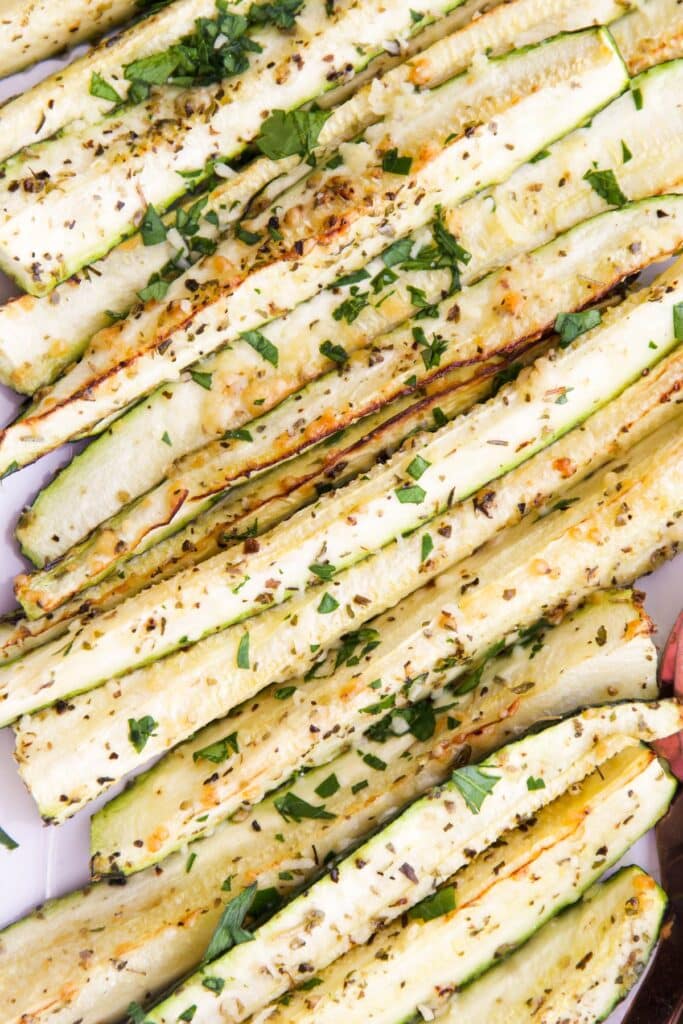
[432,407,447,429]
[190,369,213,390]
[409,885,456,921]
[529,148,551,163]
[407,454,430,480]
[274,792,336,822]
[242,329,279,367]
[583,168,627,207]
[526,776,546,791]
[309,563,336,581]
[412,325,447,370]
[395,484,426,504]
[319,339,349,364]
[451,764,500,813]
[192,733,239,765]
[333,289,369,324]
[554,308,602,347]
[333,268,370,288]
[138,278,170,303]
[351,779,369,794]
[420,533,434,563]
[161,431,172,446]
[140,204,167,246]
[235,224,263,246]
[275,686,297,700]
[89,72,122,104]
[186,852,197,873]
[315,773,340,799]
[236,632,250,670]
[631,84,643,110]
[381,238,413,268]
[202,976,225,994]
[203,884,257,962]
[382,148,413,175]
[621,140,633,164]
[673,302,683,341]
[363,752,387,771]
[0,826,18,851]
[257,108,329,160]
[317,593,340,614]
[128,715,158,753]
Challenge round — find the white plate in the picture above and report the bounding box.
[0,45,680,1024]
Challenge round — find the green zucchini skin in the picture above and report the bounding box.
[253,749,670,1024]
[139,702,679,1024]
[431,866,666,1024]
[17,194,683,616]
[19,52,683,571]
[2,250,680,732]
[0,590,656,1024]
[12,343,683,829]
[80,415,683,867]
[0,28,628,475]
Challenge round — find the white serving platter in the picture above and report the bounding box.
[0,40,680,1024]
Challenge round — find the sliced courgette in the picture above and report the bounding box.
[613,0,683,75]
[0,28,627,474]
[1,589,653,1024]
[134,702,679,1022]
[20,194,683,613]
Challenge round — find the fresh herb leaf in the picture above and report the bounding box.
[351,779,369,794]
[203,884,257,962]
[190,369,213,390]
[409,885,456,921]
[138,278,170,302]
[317,592,339,614]
[192,733,239,764]
[333,268,370,288]
[309,563,336,581]
[407,454,430,480]
[202,976,225,994]
[235,223,263,245]
[412,325,447,370]
[334,626,381,670]
[140,204,167,246]
[395,484,426,504]
[236,632,250,670]
[527,776,546,791]
[451,764,500,813]
[161,431,172,446]
[248,0,304,29]
[314,773,340,798]
[362,752,387,771]
[128,715,158,752]
[257,108,329,160]
[274,792,336,822]
[320,340,348,364]
[529,148,551,163]
[275,685,297,699]
[381,237,413,268]
[621,140,633,163]
[90,72,122,104]
[420,533,433,562]
[382,148,413,175]
[0,826,18,851]
[242,329,279,366]
[583,168,627,207]
[333,289,369,324]
[554,308,602,347]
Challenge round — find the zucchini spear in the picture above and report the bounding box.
[18,195,683,614]
[0,0,629,396]
[0,0,154,78]
[82,414,683,867]
[3,253,681,727]
[0,589,657,1024]
[432,866,666,1024]
[613,0,683,74]
[18,53,683,567]
[0,28,627,472]
[135,701,681,1023]
[248,748,667,1024]
[0,0,472,293]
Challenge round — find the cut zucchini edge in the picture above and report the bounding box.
[0,0,633,394]
[435,866,666,1024]
[17,52,683,570]
[3,251,681,727]
[0,27,629,473]
[16,194,683,617]
[0,589,657,1024]
[135,703,680,1024]
[79,418,683,866]
[257,749,666,1024]
[0,0,470,295]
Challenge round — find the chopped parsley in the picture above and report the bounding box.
[192,733,239,764]
[242,329,279,366]
[583,167,627,207]
[412,325,448,370]
[274,792,336,822]
[554,308,602,347]
[89,72,122,104]
[128,715,158,753]
[138,278,170,302]
[382,148,413,175]
[257,107,329,160]
[420,533,434,562]
[407,454,430,480]
[202,976,225,994]
[314,773,340,798]
[0,826,18,851]
[319,340,349,364]
[236,632,250,670]
[362,752,387,771]
[526,776,546,791]
[317,592,340,614]
[395,483,426,504]
[451,764,500,813]
[203,884,257,962]
[333,288,369,324]
[140,204,167,246]
[409,885,456,921]
[309,563,336,581]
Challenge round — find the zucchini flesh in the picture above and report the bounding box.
[21,194,683,613]
[0,0,627,394]
[134,701,680,1023]
[79,417,683,862]
[0,28,627,472]
[0,589,655,1024]
[0,0,145,78]
[435,866,665,1024]
[0,0,469,293]
[614,0,683,75]
[5,254,680,725]
[0,363,509,665]
[20,54,683,568]
[252,749,667,1024]
[13,343,683,825]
